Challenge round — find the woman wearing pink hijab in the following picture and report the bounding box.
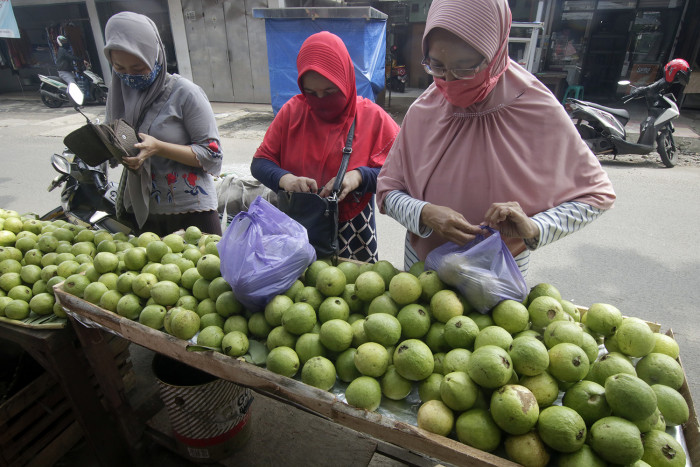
[377,0,616,275]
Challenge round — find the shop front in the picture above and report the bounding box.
[1,0,273,104]
[0,1,101,93]
[543,0,687,102]
[368,0,548,91]
[0,0,175,94]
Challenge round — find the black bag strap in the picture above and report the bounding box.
[330,118,356,199]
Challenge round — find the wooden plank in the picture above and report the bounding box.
[373,439,443,467]
[10,407,74,467]
[26,421,83,467]
[0,315,66,330]
[0,321,128,467]
[1,381,73,466]
[67,321,144,450]
[246,0,272,103]
[0,369,57,424]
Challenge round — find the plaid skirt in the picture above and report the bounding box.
[338,196,378,263]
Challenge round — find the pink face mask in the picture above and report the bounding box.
[305,92,347,121]
[433,65,498,108]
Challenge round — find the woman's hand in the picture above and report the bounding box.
[123,133,161,171]
[319,170,362,201]
[279,174,318,193]
[483,201,539,239]
[420,204,482,245]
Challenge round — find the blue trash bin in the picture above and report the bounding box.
[254,7,388,115]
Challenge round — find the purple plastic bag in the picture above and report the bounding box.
[425,227,527,313]
[217,196,316,311]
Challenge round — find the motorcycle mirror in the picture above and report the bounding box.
[89,211,109,224]
[51,153,71,175]
[67,83,84,106]
[617,80,631,86]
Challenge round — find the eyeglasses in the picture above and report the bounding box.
[421,57,486,80]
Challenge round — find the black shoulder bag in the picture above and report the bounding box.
[277,119,356,261]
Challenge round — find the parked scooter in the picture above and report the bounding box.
[38,66,108,109]
[565,58,691,168]
[40,84,135,234]
[40,150,136,234]
[387,45,408,93]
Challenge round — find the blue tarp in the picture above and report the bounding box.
[264,18,386,115]
[0,0,20,39]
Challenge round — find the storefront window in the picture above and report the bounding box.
[1,3,99,84]
[508,0,539,22]
[543,0,685,99]
[507,0,545,71]
[597,0,637,9]
[629,11,669,64]
[623,9,682,85]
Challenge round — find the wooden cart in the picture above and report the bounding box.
[0,320,133,467]
[54,286,700,466]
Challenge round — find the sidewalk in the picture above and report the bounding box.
[210,87,700,160]
[4,88,699,145]
[381,87,700,149]
[206,89,700,179]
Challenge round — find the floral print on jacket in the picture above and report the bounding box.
[150,169,211,207]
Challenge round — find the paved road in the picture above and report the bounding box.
[2,95,699,412]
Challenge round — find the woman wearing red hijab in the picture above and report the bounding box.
[252,32,400,263]
[377,0,616,275]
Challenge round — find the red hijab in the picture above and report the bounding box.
[255,32,399,222]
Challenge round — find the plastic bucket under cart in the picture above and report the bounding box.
[152,354,253,463]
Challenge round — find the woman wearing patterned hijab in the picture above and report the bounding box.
[104,12,222,236]
[252,31,399,263]
[377,0,616,275]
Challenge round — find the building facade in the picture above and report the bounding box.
[0,0,280,103]
[364,0,697,101]
[1,0,698,105]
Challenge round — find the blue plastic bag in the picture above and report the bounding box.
[425,227,528,313]
[217,196,316,311]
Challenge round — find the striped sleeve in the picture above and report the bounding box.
[513,249,531,277]
[403,233,422,272]
[384,190,433,238]
[524,201,606,250]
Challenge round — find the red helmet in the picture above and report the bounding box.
[664,58,691,86]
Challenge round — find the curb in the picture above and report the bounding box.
[626,130,700,154]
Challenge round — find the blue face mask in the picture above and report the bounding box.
[116,62,162,91]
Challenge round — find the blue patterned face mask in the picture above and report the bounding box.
[116,62,162,90]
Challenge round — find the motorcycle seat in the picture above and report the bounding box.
[569,99,630,121]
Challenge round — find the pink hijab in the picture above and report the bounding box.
[377,0,615,260]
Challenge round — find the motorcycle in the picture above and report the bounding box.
[40,150,136,234]
[389,64,408,93]
[387,45,408,93]
[40,84,135,234]
[565,79,680,168]
[38,66,108,109]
